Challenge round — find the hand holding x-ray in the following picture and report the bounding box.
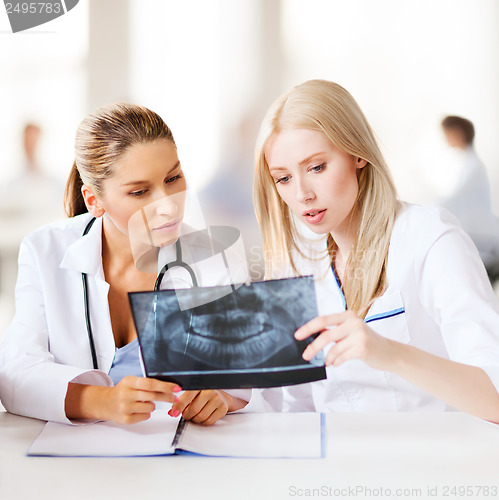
[129,276,326,390]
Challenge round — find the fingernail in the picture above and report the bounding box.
[171,409,180,417]
[173,386,182,393]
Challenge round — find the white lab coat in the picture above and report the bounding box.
[246,203,499,413]
[436,147,499,271]
[0,213,250,423]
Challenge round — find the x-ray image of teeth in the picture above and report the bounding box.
[129,276,326,390]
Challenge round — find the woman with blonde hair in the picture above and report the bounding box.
[0,102,249,425]
[252,79,499,421]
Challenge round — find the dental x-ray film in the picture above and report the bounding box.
[129,276,326,390]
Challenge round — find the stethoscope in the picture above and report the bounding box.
[81,216,199,369]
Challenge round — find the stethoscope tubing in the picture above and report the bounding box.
[81,217,98,369]
[155,239,198,289]
[81,216,198,370]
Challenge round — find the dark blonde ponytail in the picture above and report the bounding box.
[64,161,87,217]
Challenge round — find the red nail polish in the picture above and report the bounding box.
[173,386,182,393]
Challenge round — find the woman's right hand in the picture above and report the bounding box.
[295,311,394,370]
[65,376,182,425]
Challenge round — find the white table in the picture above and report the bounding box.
[1,410,499,500]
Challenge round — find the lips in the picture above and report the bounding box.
[152,219,181,232]
[303,209,326,224]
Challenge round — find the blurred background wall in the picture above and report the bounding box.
[1,0,498,334]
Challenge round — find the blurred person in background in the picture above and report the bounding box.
[0,123,63,329]
[436,115,499,280]
[0,123,63,220]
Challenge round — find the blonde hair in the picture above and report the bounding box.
[64,102,175,217]
[254,79,400,318]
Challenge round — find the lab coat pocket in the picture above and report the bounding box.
[364,290,410,344]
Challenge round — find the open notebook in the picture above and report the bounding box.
[27,410,325,458]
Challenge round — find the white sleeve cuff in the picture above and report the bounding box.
[63,370,114,426]
[224,388,251,411]
[69,370,114,388]
[480,365,499,396]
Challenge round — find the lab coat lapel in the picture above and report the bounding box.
[59,216,115,371]
[60,216,104,276]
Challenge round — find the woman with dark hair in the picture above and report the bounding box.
[0,103,249,425]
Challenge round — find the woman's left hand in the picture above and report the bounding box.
[168,390,232,426]
[295,311,394,370]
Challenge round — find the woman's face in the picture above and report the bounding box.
[98,139,187,249]
[264,128,365,238]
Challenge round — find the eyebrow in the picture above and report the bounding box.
[268,153,326,173]
[120,161,181,187]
